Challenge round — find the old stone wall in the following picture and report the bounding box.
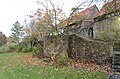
[43,34,112,64]
[43,35,68,58]
[69,34,112,64]
[93,16,120,38]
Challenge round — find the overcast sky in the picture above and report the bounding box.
[0,0,103,37]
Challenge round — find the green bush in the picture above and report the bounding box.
[0,43,17,53]
[41,58,50,62]
[58,50,68,66]
[30,46,40,55]
[21,47,29,53]
[0,43,30,53]
[16,45,25,52]
[49,50,69,66]
[1,46,9,53]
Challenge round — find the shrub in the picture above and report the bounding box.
[30,46,40,55]
[1,43,17,53]
[16,45,25,52]
[50,51,57,65]
[21,47,29,53]
[50,51,56,61]
[49,50,69,66]
[58,50,68,66]
[41,58,50,63]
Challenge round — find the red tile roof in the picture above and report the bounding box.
[98,0,120,16]
[64,5,99,27]
[77,5,99,20]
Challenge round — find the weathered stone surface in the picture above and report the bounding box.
[43,34,112,64]
[43,35,68,59]
[93,16,120,38]
[69,34,112,63]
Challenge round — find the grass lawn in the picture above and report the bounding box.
[0,53,107,79]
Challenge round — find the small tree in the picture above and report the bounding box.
[26,0,66,39]
[11,21,24,44]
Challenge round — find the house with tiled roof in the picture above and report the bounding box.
[77,5,99,20]
[93,0,120,40]
[98,0,120,16]
[65,5,99,38]
[64,0,120,39]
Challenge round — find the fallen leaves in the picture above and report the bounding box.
[0,53,108,79]
[21,53,111,74]
[68,61,111,74]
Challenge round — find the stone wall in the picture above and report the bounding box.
[93,16,120,38]
[43,35,68,59]
[69,34,112,63]
[68,20,94,39]
[43,34,112,64]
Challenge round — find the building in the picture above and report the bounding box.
[65,5,99,38]
[93,0,120,40]
[98,0,120,16]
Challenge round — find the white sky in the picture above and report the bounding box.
[0,0,103,37]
